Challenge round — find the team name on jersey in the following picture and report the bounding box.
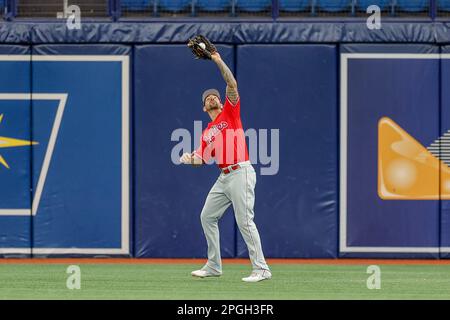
[203,121,228,144]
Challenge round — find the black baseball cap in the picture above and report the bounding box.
[202,89,221,106]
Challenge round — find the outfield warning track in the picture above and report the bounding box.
[0,258,449,265]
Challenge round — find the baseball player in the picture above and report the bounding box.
[180,35,271,282]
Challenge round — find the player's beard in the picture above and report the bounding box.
[207,101,220,111]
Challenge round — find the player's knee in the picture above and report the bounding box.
[200,210,213,225]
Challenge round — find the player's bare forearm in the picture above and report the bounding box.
[211,53,239,104]
[212,55,236,87]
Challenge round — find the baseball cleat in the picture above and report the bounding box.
[242,270,272,283]
[191,269,221,278]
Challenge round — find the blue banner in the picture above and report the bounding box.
[340,44,440,257]
[0,45,31,255]
[0,45,131,255]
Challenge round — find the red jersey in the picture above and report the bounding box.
[194,97,249,169]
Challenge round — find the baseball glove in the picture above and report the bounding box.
[187,35,217,60]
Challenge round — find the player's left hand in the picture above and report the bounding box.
[187,35,217,60]
[180,152,192,164]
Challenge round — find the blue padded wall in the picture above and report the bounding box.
[134,45,236,258]
[340,44,440,258]
[2,24,450,259]
[235,45,338,258]
[0,45,31,256]
[440,45,450,258]
[31,45,131,256]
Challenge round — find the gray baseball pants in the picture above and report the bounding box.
[200,161,270,274]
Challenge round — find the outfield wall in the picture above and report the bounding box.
[0,22,449,258]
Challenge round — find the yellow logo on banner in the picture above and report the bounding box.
[0,114,38,169]
[378,117,450,200]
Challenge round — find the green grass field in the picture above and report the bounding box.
[0,263,449,299]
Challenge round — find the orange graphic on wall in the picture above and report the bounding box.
[378,117,450,200]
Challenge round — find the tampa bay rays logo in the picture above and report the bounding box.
[0,113,38,169]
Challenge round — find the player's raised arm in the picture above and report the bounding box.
[187,35,239,105]
[211,52,239,105]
